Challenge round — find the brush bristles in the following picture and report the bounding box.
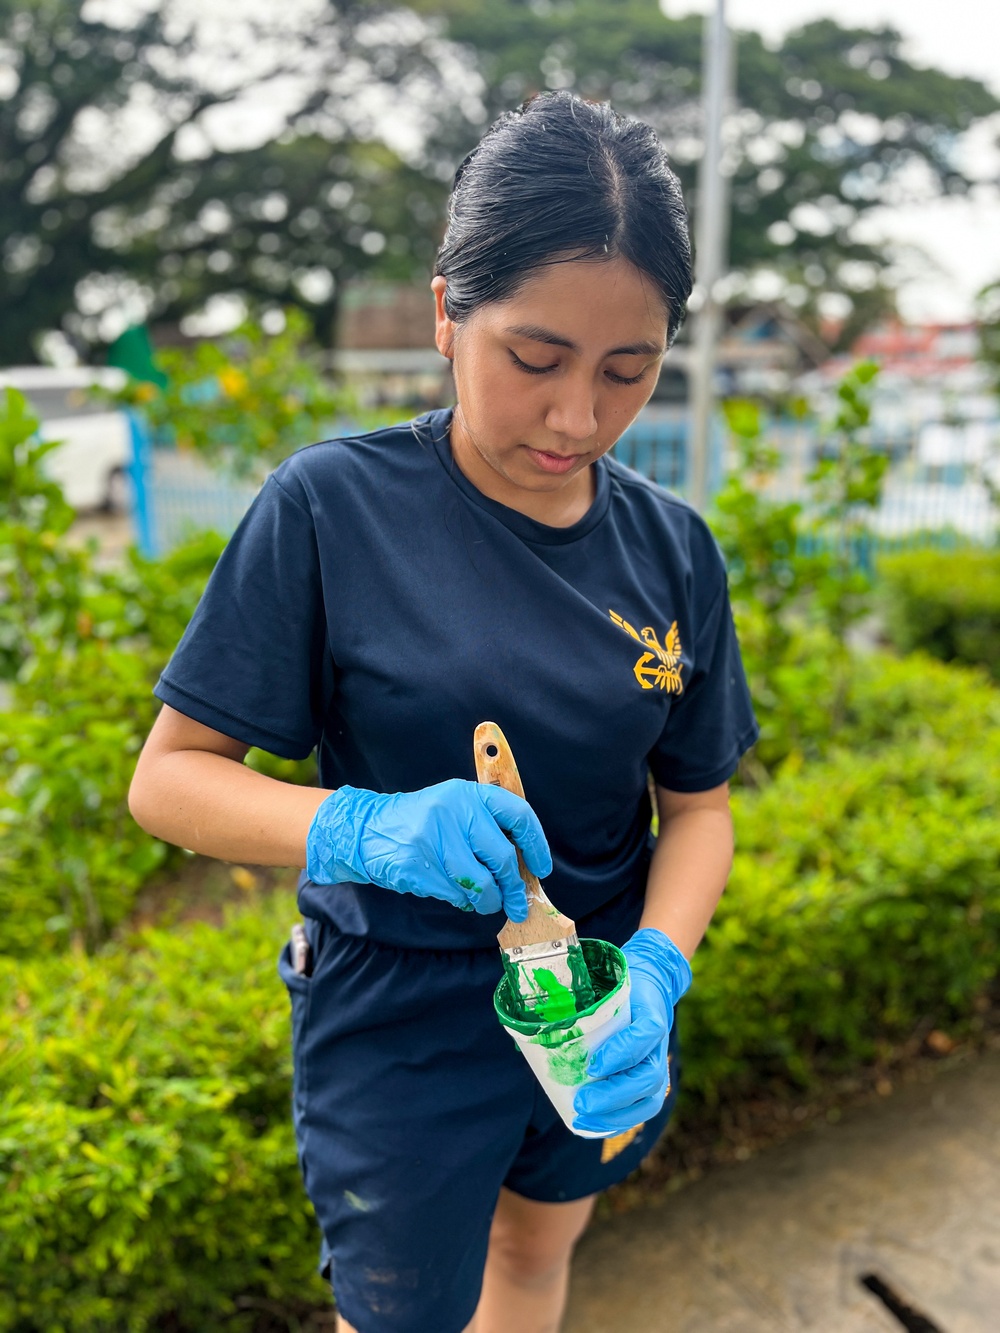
[502,936,596,1019]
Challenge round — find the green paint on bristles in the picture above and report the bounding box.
[531,968,577,1023]
[566,940,597,1010]
[495,938,626,1035]
[503,939,597,1022]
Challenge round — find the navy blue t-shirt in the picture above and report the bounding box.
[154,408,759,949]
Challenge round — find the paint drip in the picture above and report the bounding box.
[454,874,481,912]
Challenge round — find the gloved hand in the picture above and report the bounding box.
[306,779,552,920]
[573,927,692,1135]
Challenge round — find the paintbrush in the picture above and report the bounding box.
[474,721,596,1021]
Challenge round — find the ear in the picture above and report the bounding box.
[431,275,456,360]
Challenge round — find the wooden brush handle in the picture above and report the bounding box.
[473,721,578,949]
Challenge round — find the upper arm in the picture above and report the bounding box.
[139,703,251,765]
[655,780,731,826]
[128,705,250,826]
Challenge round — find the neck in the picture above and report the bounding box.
[448,410,596,528]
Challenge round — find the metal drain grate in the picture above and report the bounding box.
[859,1273,945,1332]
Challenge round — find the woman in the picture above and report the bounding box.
[128,91,758,1333]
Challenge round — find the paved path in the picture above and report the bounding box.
[566,1053,1000,1332]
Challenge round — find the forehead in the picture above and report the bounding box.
[484,256,669,348]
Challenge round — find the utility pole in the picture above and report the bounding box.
[687,0,732,512]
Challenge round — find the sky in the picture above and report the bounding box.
[664,0,1000,322]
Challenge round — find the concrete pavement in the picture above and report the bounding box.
[566,1052,1000,1331]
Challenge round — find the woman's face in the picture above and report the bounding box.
[431,255,669,524]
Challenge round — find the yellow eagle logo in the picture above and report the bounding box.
[609,610,684,694]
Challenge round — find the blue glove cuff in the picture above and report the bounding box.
[306,786,382,884]
[626,927,693,1008]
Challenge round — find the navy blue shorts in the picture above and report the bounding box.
[278,880,681,1333]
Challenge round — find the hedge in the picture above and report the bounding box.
[0,539,316,959]
[2,714,998,1331]
[686,733,1000,1100]
[877,547,1000,678]
[0,641,170,957]
[730,623,1000,776]
[0,895,327,1333]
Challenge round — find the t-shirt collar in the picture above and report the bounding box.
[421,407,611,546]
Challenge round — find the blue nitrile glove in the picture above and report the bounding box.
[305,779,552,920]
[573,927,692,1135]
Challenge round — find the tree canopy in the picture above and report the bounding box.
[0,0,449,361]
[412,0,999,347]
[1,0,997,362]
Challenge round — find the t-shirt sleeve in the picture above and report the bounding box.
[648,561,759,793]
[153,474,332,760]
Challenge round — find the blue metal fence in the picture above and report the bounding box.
[610,409,727,496]
[128,412,262,559]
[127,407,997,560]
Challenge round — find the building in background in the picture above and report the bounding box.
[795,321,1000,539]
[803,321,997,467]
[330,281,451,410]
[328,284,832,411]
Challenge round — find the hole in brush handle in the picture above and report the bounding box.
[473,721,526,798]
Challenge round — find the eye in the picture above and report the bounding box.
[509,350,556,375]
[606,369,647,386]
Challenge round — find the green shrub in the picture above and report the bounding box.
[105,308,386,482]
[0,387,91,682]
[0,896,328,1333]
[0,528,227,956]
[0,385,316,955]
[0,618,315,955]
[0,641,170,955]
[686,730,1000,1103]
[877,547,1000,678]
[837,648,1000,754]
[741,633,1000,773]
[710,363,887,760]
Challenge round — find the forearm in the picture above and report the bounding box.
[639,804,734,959]
[129,747,333,867]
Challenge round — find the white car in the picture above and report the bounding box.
[0,365,132,512]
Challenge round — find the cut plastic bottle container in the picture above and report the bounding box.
[494,938,638,1139]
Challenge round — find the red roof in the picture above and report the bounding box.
[850,321,978,366]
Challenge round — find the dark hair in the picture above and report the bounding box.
[434,91,693,348]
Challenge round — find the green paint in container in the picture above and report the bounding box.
[494,938,632,1138]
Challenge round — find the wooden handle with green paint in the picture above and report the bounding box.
[473,721,578,951]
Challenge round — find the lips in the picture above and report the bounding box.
[525,446,583,475]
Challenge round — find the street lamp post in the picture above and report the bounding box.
[687,0,732,512]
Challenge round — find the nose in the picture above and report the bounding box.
[544,377,598,443]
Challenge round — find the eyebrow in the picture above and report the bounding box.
[503,323,665,359]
